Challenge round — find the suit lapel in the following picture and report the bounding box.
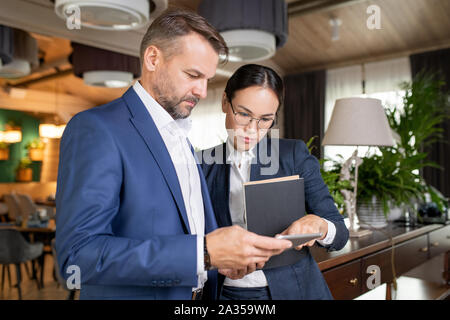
[123,88,191,234]
[188,141,218,233]
[250,137,271,181]
[208,144,232,228]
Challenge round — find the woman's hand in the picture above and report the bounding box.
[278,214,328,250]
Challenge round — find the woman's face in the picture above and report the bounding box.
[223,86,279,151]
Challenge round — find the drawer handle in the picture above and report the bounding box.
[419,247,428,252]
[349,278,358,286]
[432,242,439,247]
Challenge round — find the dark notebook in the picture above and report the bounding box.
[243,175,306,269]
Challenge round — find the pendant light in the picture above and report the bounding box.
[55,0,168,31]
[0,28,38,79]
[71,42,141,88]
[198,0,288,62]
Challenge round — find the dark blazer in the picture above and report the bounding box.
[200,138,349,300]
[56,87,218,300]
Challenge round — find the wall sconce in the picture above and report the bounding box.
[39,123,66,139]
[1,124,22,143]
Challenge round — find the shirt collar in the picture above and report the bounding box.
[132,81,192,136]
[226,136,256,165]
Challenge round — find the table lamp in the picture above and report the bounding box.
[322,97,394,237]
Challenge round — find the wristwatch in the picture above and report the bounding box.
[204,237,214,270]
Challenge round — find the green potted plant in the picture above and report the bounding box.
[356,72,450,227]
[306,136,352,214]
[16,156,33,182]
[25,138,45,161]
[0,142,10,160]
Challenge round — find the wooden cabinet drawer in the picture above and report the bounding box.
[395,234,429,275]
[323,259,361,300]
[361,247,394,294]
[429,225,450,257]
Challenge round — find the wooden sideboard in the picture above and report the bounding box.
[310,223,450,300]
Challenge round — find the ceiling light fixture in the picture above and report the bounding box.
[0,28,38,79]
[55,0,168,31]
[198,0,288,62]
[39,124,66,139]
[71,42,141,88]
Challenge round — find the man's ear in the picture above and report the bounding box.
[143,46,160,72]
[221,92,228,113]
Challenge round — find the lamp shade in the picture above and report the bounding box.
[198,0,288,62]
[39,124,66,138]
[0,25,14,65]
[71,42,140,87]
[54,0,162,31]
[322,97,394,147]
[2,129,22,143]
[0,28,38,79]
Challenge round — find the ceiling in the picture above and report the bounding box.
[0,0,449,114]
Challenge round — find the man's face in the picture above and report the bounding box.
[148,33,219,119]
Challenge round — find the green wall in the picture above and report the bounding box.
[0,109,42,182]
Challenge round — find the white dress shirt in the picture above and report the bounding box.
[224,138,337,288]
[133,81,207,290]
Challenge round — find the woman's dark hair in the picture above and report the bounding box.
[224,64,284,108]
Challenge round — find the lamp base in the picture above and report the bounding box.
[349,228,372,238]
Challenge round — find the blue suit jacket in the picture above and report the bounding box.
[56,87,218,300]
[200,138,349,300]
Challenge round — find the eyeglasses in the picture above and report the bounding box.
[229,101,276,129]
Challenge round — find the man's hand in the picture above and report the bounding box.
[206,225,292,270]
[278,214,328,250]
[218,261,265,280]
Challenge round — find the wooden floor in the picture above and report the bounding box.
[0,254,77,300]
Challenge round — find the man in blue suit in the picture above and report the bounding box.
[55,9,291,300]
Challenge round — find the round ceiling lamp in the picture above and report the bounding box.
[71,42,141,88]
[0,28,38,79]
[0,25,14,65]
[0,59,31,79]
[83,70,133,87]
[198,0,288,62]
[55,0,168,31]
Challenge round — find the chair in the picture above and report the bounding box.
[17,194,55,221]
[0,229,44,299]
[51,238,77,300]
[0,202,8,222]
[3,193,22,222]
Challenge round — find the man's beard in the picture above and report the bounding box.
[152,72,199,120]
[158,94,199,120]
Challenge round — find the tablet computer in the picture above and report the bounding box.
[276,233,323,247]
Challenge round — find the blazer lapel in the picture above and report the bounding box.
[188,140,218,233]
[207,143,232,228]
[251,137,270,181]
[123,88,191,234]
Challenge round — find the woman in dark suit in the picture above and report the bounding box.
[200,64,349,300]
